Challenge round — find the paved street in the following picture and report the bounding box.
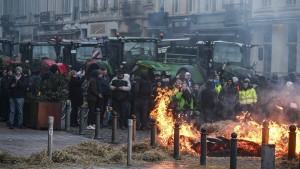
[0,121,262,168]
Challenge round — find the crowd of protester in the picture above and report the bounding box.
[1,64,300,130]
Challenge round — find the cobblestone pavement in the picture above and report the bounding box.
[0,121,262,168]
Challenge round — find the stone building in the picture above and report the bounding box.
[250,0,300,76]
[0,0,299,76]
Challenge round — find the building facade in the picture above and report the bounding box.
[250,0,300,76]
[0,0,299,76]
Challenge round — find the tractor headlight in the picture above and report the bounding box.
[165,71,171,75]
[153,71,162,75]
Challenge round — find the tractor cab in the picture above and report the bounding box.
[19,36,69,75]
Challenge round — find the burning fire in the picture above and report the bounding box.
[150,87,300,157]
[150,87,200,153]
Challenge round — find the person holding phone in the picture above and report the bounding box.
[8,66,26,129]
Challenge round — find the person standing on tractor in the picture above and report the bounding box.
[238,78,257,115]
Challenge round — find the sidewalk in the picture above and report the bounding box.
[0,121,262,169]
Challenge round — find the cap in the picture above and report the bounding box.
[15,66,22,72]
[117,69,124,75]
[232,77,238,83]
[244,78,250,83]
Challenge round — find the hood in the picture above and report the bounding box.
[136,60,170,71]
[224,65,258,84]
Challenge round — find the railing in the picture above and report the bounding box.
[121,0,143,17]
[163,53,197,65]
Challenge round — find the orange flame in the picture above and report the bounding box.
[150,87,199,153]
[150,88,299,157]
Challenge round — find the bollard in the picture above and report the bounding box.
[94,108,101,139]
[230,132,238,169]
[110,111,118,144]
[261,144,275,169]
[79,103,87,135]
[150,119,157,148]
[200,128,207,166]
[48,116,54,162]
[288,125,297,160]
[262,121,269,144]
[131,114,136,142]
[65,100,71,131]
[127,119,133,166]
[173,122,180,160]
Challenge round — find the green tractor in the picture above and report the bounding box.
[82,36,171,82]
[162,40,263,85]
[0,38,19,65]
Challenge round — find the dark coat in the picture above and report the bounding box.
[87,78,98,102]
[10,75,26,98]
[100,75,111,96]
[69,76,84,106]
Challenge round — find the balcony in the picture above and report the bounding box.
[225,3,250,25]
[121,0,144,17]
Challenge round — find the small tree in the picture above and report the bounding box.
[39,73,69,103]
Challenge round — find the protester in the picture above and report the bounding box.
[86,70,102,129]
[69,70,85,127]
[0,68,13,122]
[99,66,111,127]
[110,69,131,130]
[238,78,257,114]
[185,72,195,90]
[200,80,218,123]
[218,78,239,120]
[8,66,26,129]
[134,70,152,130]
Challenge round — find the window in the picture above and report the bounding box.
[212,0,216,12]
[263,45,272,75]
[288,45,297,72]
[222,0,227,10]
[101,0,108,10]
[113,0,118,8]
[82,0,89,11]
[263,26,272,43]
[63,0,71,13]
[205,0,211,11]
[188,0,193,12]
[174,0,179,13]
[286,0,296,5]
[262,0,271,7]
[92,0,98,10]
[288,24,297,42]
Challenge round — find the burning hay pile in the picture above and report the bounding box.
[149,86,300,159]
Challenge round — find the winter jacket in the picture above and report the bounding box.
[9,75,26,98]
[110,76,131,101]
[174,89,193,110]
[239,87,257,105]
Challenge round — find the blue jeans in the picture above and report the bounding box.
[9,98,24,126]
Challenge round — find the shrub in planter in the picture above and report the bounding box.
[24,73,69,130]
